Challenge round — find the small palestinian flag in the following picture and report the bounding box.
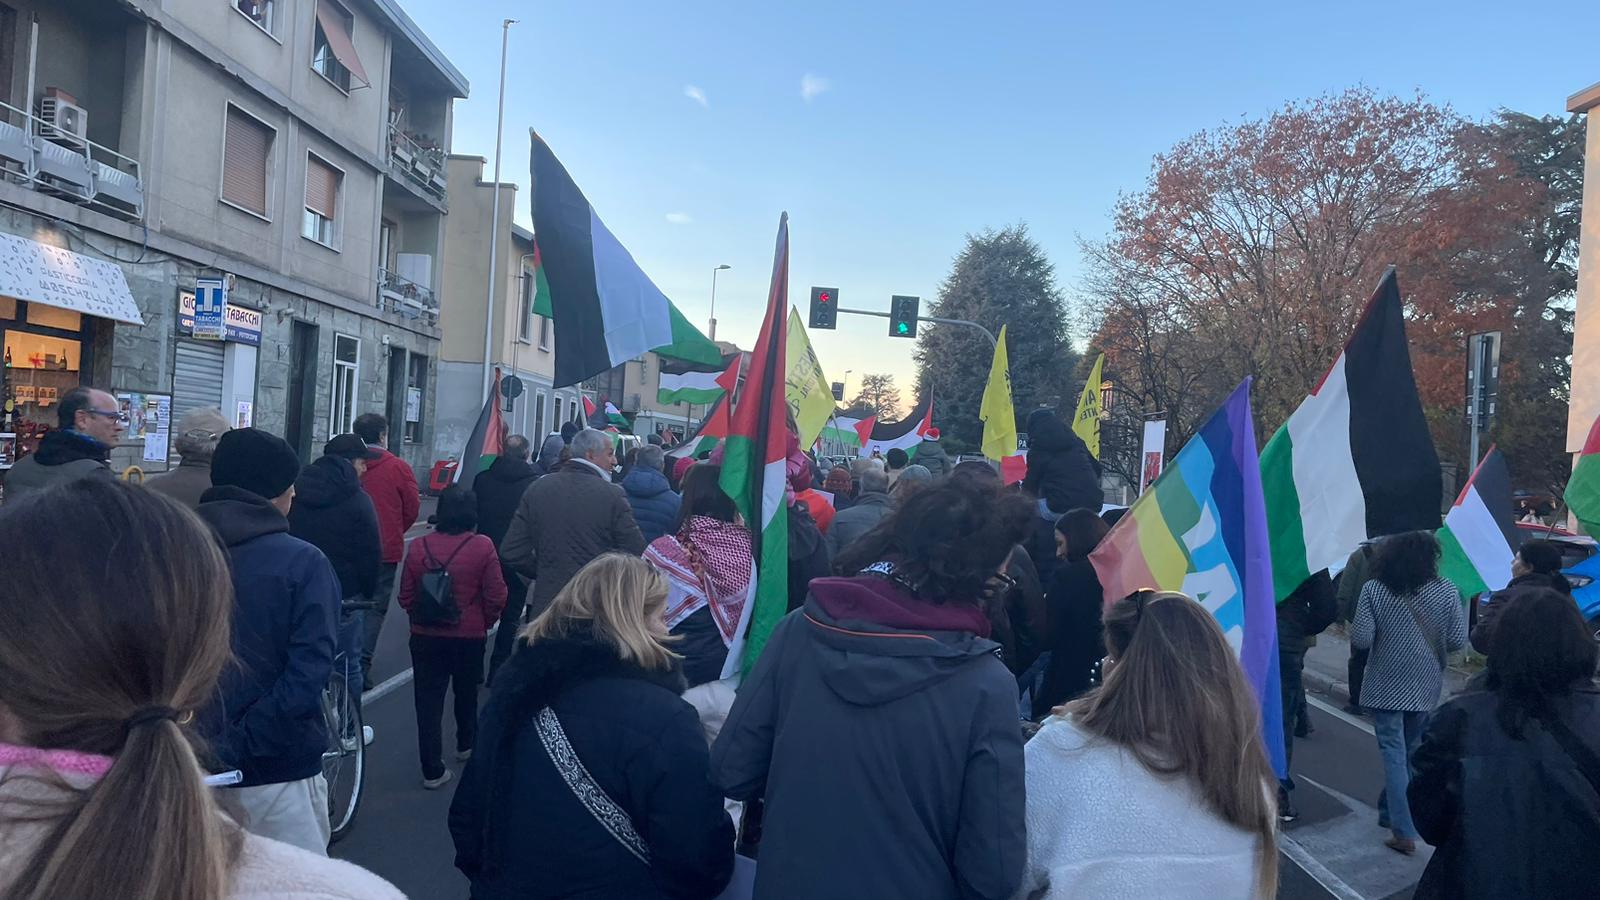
[1438,447,1517,598]
[659,355,728,406]
[531,132,673,388]
[603,400,631,430]
[1260,268,1443,600]
[1567,413,1600,537]
[857,396,933,459]
[455,368,506,482]
[668,356,742,461]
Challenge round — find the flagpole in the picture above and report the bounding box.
[482,18,516,404]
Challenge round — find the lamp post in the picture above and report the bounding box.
[481,18,516,404]
[708,264,731,341]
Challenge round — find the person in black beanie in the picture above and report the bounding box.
[195,428,343,855]
[560,420,581,444]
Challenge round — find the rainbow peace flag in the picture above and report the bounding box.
[1089,379,1286,778]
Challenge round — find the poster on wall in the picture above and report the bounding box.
[235,401,253,429]
[115,391,173,464]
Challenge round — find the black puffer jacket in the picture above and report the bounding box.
[286,455,381,601]
[1022,409,1101,515]
[473,456,540,548]
[1409,685,1600,899]
[1469,571,1573,654]
[449,631,734,899]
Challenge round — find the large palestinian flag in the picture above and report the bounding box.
[857,396,933,459]
[1260,268,1443,600]
[455,367,506,482]
[719,214,791,676]
[1437,447,1517,598]
[530,132,673,388]
[659,354,730,406]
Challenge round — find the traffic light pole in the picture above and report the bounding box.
[835,307,997,349]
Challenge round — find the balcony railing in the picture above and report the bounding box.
[378,266,439,323]
[0,99,143,220]
[387,124,446,202]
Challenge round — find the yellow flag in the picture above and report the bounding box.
[785,308,835,448]
[979,325,1016,461]
[1073,353,1103,459]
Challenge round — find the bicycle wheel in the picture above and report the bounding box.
[322,673,366,842]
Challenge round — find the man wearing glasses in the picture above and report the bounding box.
[3,386,123,505]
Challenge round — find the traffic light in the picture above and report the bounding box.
[809,286,839,330]
[831,381,845,401]
[889,295,920,338]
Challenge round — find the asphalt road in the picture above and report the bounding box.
[333,546,1429,899]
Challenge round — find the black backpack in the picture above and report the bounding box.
[413,537,470,627]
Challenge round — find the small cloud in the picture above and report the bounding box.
[683,85,709,108]
[665,212,693,225]
[800,73,830,102]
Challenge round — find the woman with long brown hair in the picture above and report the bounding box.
[0,479,400,900]
[1017,591,1279,899]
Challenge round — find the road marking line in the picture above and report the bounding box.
[1308,694,1376,736]
[1297,774,1376,815]
[1279,832,1370,900]
[363,668,413,704]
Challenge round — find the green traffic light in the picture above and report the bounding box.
[896,322,909,334]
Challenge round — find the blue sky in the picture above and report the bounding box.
[407,0,1595,411]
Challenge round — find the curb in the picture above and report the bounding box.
[1302,668,1352,707]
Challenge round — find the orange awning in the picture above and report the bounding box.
[316,0,370,89]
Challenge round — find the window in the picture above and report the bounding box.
[331,334,359,437]
[404,352,427,444]
[534,391,547,438]
[221,105,273,217]
[234,0,274,34]
[518,273,534,343]
[538,315,551,351]
[312,0,368,92]
[553,397,564,432]
[302,153,341,247]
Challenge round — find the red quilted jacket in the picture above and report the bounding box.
[397,531,508,639]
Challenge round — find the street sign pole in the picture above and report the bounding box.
[1466,331,1502,469]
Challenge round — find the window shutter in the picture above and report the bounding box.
[305,156,338,219]
[223,108,271,215]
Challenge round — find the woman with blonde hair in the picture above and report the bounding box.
[449,553,734,899]
[1017,591,1279,899]
[0,479,400,900]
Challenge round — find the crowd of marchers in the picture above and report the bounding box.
[0,387,1595,900]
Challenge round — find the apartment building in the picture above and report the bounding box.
[435,153,585,461]
[0,0,465,485]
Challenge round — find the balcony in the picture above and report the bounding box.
[0,98,143,221]
[387,124,447,203]
[378,263,439,323]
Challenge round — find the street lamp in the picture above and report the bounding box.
[842,369,853,401]
[709,264,731,341]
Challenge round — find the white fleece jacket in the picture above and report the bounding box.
[1014,716,1268,900]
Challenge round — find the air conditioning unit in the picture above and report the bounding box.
[37,95,88,146]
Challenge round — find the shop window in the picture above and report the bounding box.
[234,0,274,34]
[404,351,427,444]
[331,333,359,437]
[222,105,274,218]
[302,153,342,248]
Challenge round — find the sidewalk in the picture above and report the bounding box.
[1302,625,1474,708]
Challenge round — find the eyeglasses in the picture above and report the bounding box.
[85,409,128,423]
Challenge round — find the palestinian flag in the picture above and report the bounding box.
[1567,413,1600,537]
[1260,268,1443,600]
[669,356,742,461]
[531,132,673,388]
[857,396,933,459]
[1438,447,1517,598]
[581,395,599,426]
[719,213,790,676]
[603,400,631,430]
[659,355,729,406]
[455,368,506,482]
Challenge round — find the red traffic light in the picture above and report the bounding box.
[819,292,831,303]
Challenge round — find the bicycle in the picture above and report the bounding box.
[323,598,380,843]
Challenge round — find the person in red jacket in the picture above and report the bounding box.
[354,413,421,690]
[397,486,507,789]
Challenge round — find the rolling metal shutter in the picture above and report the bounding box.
[172,340,226,435]
[223,108,272,215]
